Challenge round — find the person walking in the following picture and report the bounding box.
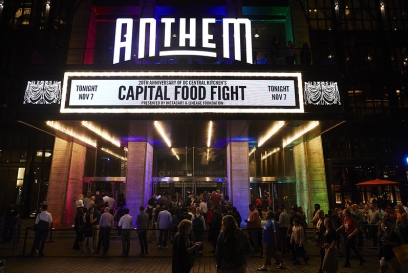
[215,215,253,273]
[378,220,402,273]
[257,211,285,271]
[336,209,365,267]
[172,219,202,273]
[118,208,133,257]
[290,218,310,265]
[322,217,339,273]
[30,204,52,257]
[157,206,172,249]
[136,205,149,256]
[245,203,261,253]
[97,207,114,257]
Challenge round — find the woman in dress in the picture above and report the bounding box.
[322,217,338,273]
[82,207,96,253]
[215,215,252,273]
[172,219,202,273]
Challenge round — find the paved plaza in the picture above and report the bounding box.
[0,223,394,273]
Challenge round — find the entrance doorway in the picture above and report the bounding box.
[82,177,126,205]
[153,179,227,205]
[250,177,296,213]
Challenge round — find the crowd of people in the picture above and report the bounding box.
[21,190,408,273]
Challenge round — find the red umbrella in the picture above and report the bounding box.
[355,179,399,186]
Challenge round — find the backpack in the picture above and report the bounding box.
[192,215,204,232]
[222,231,243,262]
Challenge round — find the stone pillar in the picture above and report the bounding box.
[227,142,250,225]
[293,136,329,223]
[126,142,153,225]
[47,138,86,226]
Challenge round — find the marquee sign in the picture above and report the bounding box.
[60,71,304,113]
[113,18,253,64]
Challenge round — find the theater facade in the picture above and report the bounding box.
[1,0,407,226]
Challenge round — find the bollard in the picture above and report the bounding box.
[47,223,54,243]
[21,226,32,257]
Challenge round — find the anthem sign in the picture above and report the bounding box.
[60,71,304,113]
[113,18,253,64]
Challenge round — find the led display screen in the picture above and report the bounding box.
[61,71,304,113]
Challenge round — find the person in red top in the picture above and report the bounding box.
[336,209,365,267]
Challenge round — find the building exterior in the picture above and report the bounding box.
[0,0,407,225]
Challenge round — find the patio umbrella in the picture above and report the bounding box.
[355,179,399,186]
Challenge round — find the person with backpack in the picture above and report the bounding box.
[257,211,286,271]
[191,207,206,254]
[215,215,253,272]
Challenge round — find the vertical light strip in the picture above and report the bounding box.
[258,121,286,147]
[154,121,172,147]
[207,121,213,147]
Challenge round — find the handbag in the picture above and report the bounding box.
[393,244,408,265]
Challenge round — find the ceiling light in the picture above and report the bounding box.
[248,147,256,156]
[258,121,286,147]
[101,147,127,161]
[81,121,121,147]
[282,121,319,147]
[154,121,171,147]
[207,121,213,147]
[171,148,180,160]
[46,121,97,147]
[261,148,280,161]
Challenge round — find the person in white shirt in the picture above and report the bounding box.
[107,194,115,210]
[76,194,84,208]
[118,208,133,256]
[97,207,114,256]
[158,206,172,249]
[30,204,53,256]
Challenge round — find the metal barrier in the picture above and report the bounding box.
[0,216,21,256]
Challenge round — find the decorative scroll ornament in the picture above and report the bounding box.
[304,81,341,105]
[23,81,61,104]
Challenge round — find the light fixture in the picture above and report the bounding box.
[248,147,256,156]
[207,121,213,147]
[254,30,259,38]
[282,121,320,147]
[46,121,97,147]
[171,148,180,160]
[261,148,280,161]
[258,121,286,147]
[81,121,121,147]
[154,121,171,147]
[101,147,127,161]
[172,34,177,37]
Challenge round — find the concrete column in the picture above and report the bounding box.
[47,138,86,226]
[126,142,153,225]
[293,136,329,223]
[227,142,250,225]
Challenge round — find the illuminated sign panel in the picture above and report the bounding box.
[113,18,253,64]
[60,72,303,113]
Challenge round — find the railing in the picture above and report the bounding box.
[14,223,405,257]
[0,217,21,257]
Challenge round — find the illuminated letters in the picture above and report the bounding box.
[113,18,253,64]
